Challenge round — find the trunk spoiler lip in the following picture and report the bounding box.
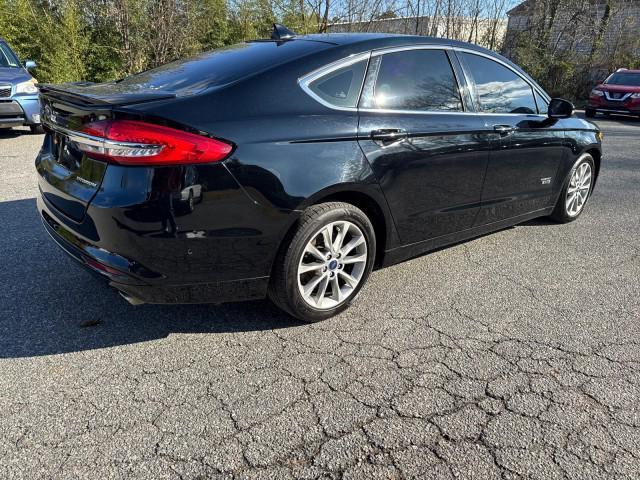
[37,83,177,107]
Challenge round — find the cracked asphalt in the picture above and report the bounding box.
[1,114,639,479]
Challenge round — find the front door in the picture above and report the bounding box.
[456,51,566,224]
[357,48,491,245]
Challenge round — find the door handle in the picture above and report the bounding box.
[371,128,408,145]
[493,125,516,136]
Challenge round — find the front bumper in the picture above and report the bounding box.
[588,97,640,115]
[0,95,40,127]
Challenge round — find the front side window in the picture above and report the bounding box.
[535,91,548,114]
[0,43,21,68]
[460,52,537,114]
[306,59,368,108]
[360,49,463,112]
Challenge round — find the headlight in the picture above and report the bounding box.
[590,89,604,97]
[631,93,640,98]
[15,79,38,95]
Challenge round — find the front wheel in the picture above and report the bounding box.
[269,202,376,323]
[549,154,595,223]
[30,125,44,134]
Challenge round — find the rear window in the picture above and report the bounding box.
[606,72,640,86]
[114,41,330,94]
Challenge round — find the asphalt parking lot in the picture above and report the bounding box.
[1,115,639,479]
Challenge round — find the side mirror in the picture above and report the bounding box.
[24,60,37,70]
[548,98,573,119]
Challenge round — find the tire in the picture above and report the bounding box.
[30,125,44,134]
[549,154,595,223]
[187,190,194,212]
[584,108,596,118]
[268,202,376,323]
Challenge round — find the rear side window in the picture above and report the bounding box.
[307,59,367,108]
[460,52,537,114]
[360,49,462,112]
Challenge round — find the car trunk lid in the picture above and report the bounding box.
[36,89,133,222]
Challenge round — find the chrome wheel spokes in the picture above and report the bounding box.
[297,221,368,310]
[566,162,592,217]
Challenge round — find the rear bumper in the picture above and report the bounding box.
[35,145,296,304]
[39,196,270,304]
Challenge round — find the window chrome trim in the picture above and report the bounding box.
[298,52,371,112]
[298,43,551,115]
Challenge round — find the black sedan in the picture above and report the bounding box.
[36,28,602,322]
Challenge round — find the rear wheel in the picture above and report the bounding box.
[269,202,376,322]
[549,154,595,223]
[585,108,596,118]
[187,190,194,212]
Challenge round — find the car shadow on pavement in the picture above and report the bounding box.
[0,198,299,359]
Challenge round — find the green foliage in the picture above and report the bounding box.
[0,0,235,83]
[507,1,640,105]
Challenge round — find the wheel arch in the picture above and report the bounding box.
[276,185,400,269]
[584,147,601,189]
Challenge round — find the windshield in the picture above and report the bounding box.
[606,72,640,86]
[0,42,21,68]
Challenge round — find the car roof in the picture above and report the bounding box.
[293,32,487,51]
[285,32,540,91]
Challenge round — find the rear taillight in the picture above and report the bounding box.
[75,120,233,166]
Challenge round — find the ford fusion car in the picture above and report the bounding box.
[0,38,42,133]
[36,27,602,322]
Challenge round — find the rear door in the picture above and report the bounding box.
[357,47,491,245]
[456,51,566,224]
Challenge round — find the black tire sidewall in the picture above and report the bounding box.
[281,204,376,322]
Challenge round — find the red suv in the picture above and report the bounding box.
[586,68,640,118]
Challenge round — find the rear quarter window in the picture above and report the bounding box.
[305,59,368,108]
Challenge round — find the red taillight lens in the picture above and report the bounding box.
[77,120,233,166]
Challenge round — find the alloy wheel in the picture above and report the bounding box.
[566,162,592,217]
[297,221,368,310]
